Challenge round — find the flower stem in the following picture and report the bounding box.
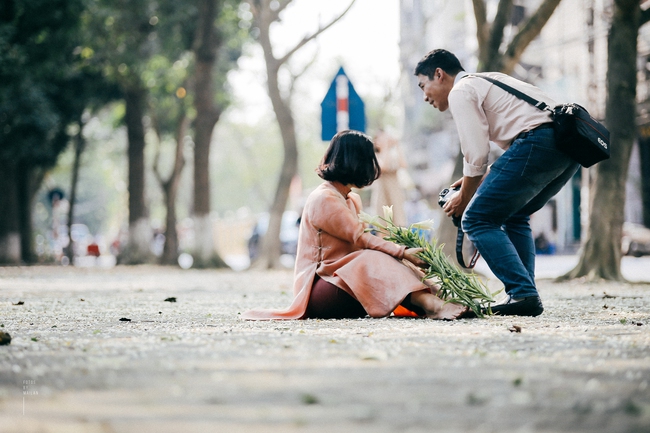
[383,223,496,317]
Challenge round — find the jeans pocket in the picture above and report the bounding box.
[521,143,569,186]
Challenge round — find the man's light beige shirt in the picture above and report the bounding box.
[448,71,557,177]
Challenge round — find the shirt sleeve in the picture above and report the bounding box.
[309,192,406,259]
[448,87,491,177]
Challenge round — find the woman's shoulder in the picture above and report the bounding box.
[304,182,350,212]
[308,182,343,199]
[304,183,335,207]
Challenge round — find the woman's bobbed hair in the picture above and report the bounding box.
[316,130,381,188]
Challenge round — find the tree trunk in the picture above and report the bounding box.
[484,0,514,71]
[125,86,147,226]
[65,120,85,263]
[640,136,650,228]
[159,115,189,265]
[561,0,639,281]
[191,0,228,269]
[17,162,36,264]
[0,160,21,264]
[254,63,299,269]
[248,0,354,269]
[119,85,154,264]
[160,192,180,265]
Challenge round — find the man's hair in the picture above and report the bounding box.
[414,49,465,78]
[317,130,381,188]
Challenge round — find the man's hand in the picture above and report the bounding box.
[442,175,483,219]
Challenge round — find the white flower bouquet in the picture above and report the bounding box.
[359,206,499,318]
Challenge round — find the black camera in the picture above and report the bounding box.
[438,186,461,227]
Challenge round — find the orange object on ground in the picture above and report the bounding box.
[392,305,421,318]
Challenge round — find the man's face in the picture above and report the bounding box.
[417,70,450,112]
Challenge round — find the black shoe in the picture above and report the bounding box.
[491,295,544,317]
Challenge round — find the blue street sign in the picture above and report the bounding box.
[320,67,366,141]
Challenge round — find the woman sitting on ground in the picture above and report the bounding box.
[243,130,466,321]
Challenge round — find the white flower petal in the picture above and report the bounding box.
[358,211,379,226]
[382,205,394,222]
[411,219,436,231]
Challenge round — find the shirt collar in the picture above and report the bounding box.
[454,71,469,86]
[329,181,352,198]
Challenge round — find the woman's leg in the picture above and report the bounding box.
[305,276,367,319]
[399,293,426,316]
[408,290,467,320]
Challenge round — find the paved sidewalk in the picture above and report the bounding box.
[476,255,650,282]
[0,264,649,433]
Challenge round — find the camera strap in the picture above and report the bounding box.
[456,226,480,269]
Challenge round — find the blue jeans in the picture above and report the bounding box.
[461,126,579,299]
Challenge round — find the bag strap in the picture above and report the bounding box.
[470,74,553,113]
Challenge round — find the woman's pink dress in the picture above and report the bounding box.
[242,181,427,320]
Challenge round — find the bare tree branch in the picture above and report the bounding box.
[471,0,489,61]
[487,0,514,62]
[248,0,259,16]
[253,0,285,27]
[250,0,279,72]
[270,0,293,22]
[276,0,356,66]
[151,115,165,186]
[171,114,188,189]
[151,113,186,192]
[502,0,562,73]
[288,45,320,96]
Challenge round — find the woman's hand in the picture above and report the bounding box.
[403,248,427,268]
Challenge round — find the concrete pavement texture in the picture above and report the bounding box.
[0,262,649,433]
